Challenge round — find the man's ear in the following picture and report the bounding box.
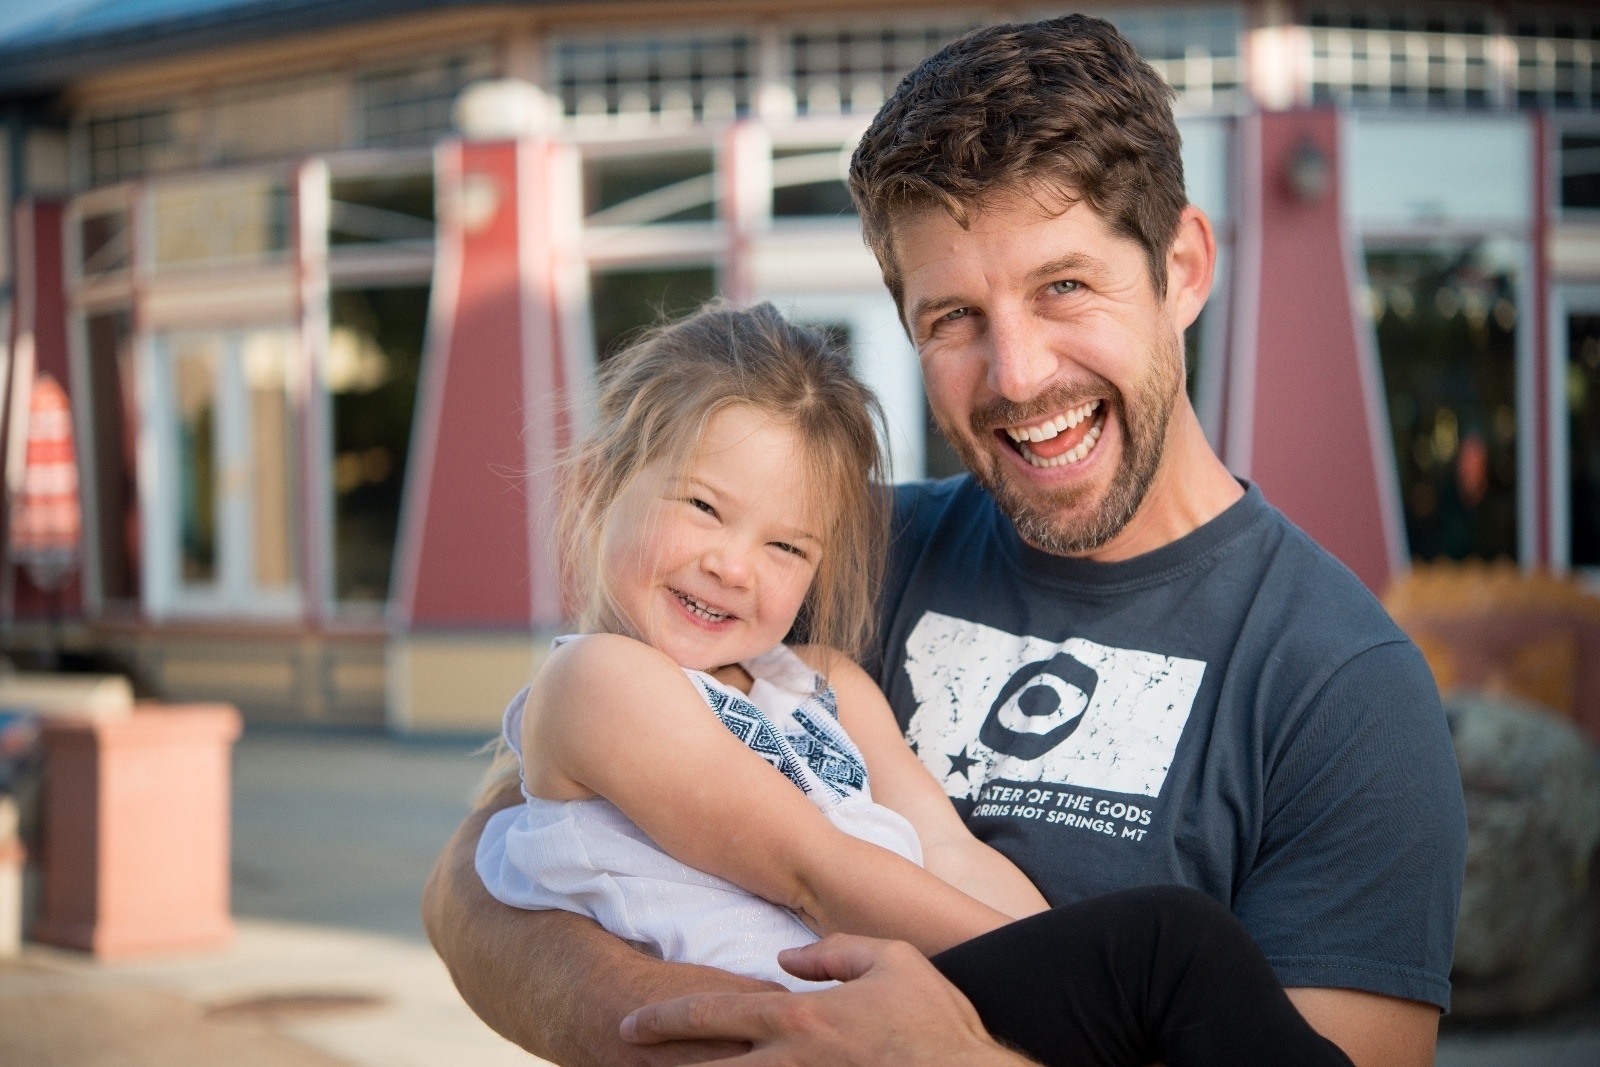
[1165,206,1216,332]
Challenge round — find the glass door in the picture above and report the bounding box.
[150,328,299,616]
[1555,285,1600,580]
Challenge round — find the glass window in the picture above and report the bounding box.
[243,333,296,593]
[81,105,199,186]
[151,176,291,269]
[789,21,978,117]
[356,51,494,147]
[330,172,436,247]
[170,336,220,585]
[327,287,428,604]
[554,32,752,123]
[84,310,140,601]
[772,146,855,219]
[1568,312,1600,568]
[1561,132,1600,213]
[589,266,716,361]
[79,208,131,278]
[1512,12,1600,111]
[584,151,717,225]
[1082,5,1244,108]
[155,328,300,611]
[1365,242,1521,562]
[1348,115,1531,228]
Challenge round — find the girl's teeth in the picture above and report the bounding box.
[678,591,728,621]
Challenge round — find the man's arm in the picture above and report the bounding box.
[622,934,1039,1067]
[421,782,776,1067]
[1286,988,1439,1067]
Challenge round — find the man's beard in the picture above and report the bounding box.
[935,333,1183,555]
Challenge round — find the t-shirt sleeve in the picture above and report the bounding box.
[1233,638,1466,1010]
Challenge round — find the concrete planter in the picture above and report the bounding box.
[34,703,241,959]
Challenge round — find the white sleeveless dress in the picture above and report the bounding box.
[474,640,923,991]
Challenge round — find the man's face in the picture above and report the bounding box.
[894,192,1189,558]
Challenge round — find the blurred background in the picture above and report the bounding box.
[0,0,1596,1063]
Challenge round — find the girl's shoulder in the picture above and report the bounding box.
[535,633,687,709]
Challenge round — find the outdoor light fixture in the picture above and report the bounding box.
[1286,136,1331,203]
[453,78,551,140]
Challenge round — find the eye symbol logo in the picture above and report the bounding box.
[977,652,1098,760]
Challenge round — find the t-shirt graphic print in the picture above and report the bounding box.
[903,611,1205,806]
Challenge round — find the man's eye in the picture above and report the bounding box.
[941,307,973,323]
[1047,280,1080,295]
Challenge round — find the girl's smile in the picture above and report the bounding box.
[597,405,824,678]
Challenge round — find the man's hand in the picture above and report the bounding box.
[621,934,1036,1066]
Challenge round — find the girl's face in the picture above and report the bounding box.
[598,405,825,673]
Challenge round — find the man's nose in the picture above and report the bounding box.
[985,311,1056,402]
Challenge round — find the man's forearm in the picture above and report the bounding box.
[422,786,775,1067]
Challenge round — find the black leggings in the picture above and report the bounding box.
[931,886,1355,1067]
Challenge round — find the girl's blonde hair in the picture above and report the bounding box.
[560,300,890,661]
[476,301,888,807]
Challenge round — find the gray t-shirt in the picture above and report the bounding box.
[869,476,1466,1009]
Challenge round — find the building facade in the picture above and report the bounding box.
[0,0,1597,729]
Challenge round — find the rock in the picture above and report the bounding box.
[1447,692,1600,1019]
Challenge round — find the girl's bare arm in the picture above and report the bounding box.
[529,633,1027,956]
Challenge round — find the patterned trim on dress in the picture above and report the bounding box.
[695,678,868,803]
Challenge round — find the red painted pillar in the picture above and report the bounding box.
[1229,109,1404,593]
[393,139,568,630]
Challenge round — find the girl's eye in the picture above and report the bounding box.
[771,542,809,560]
[689,498,717,517]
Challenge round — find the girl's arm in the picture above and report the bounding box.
[802,649,1051,919]
[524,633,1018,957]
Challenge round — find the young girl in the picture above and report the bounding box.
[475,302,1353,1067]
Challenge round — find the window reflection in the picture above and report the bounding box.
[86,310,140,600]
[329,173,435,247]
[584,151,716,225]
[170,337,220,584]
[1365,243,1519,562]
[328,287,427,604]
[151,176,291,268]
[1561,132,1600,213]
[589,266,716,360]
[772,147,855,219]
[1569,313,1600,568]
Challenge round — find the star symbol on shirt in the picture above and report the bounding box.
[946,746,978,781]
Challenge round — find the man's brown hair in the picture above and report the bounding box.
[848,15,1188,305]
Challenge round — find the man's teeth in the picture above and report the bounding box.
[1003,399,1102,444]
[1023,424,1101,468]
[676,591,729,622]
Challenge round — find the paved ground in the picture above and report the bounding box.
[1,727,1597,1065]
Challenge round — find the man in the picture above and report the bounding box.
[423,16,1465,1066]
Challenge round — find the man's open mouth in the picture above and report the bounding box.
[1000,399,1105,469]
